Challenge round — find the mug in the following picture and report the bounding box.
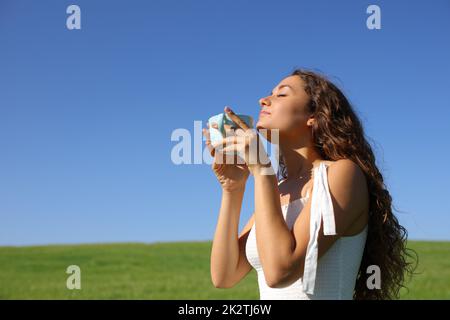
[207,112,254,154]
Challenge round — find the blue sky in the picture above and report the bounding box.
[1,0,449,245]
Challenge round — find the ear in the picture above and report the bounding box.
[307,117,315,127]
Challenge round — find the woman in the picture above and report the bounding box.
[203,69,416,300]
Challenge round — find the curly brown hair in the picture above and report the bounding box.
[276,68,418,299]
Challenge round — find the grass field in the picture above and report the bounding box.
[0,241,449,299]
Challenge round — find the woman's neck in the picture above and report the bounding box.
[279,145,323,180]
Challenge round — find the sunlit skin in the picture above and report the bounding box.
[204,75,369,289]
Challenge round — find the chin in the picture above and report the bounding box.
[256,118,269,130]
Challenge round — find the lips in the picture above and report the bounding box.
[260,110,271,115]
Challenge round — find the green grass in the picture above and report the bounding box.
[0,241,448,299]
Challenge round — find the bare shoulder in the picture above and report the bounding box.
[325,159,369,234]
[327,159,366,181]
[326,159,368,196]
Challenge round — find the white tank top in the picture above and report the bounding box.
[245,161,368,300]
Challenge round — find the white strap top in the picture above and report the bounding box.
[303,161,337,294]
[245,161,368,299]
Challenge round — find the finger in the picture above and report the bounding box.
[213,144,230,165]
[224,127,237,139]
[203,128,215,157]
[211,135,242,149]
[214,143,239,165]
[220,144,239,153]
[206,141,215,157]
[203,127,211,141]
[235,128,246,136]
[221,145,246,165]
[224,106,249,131]
[202,127,209,138]
[207,122,219,130]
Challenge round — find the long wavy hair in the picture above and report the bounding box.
[276,69,417,299]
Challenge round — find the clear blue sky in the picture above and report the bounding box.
[1,0,449,245]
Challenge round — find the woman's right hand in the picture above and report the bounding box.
[203,122,250,193]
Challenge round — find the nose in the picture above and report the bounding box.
[259,96,271,108]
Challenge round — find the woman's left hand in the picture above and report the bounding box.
[211,106,272,175]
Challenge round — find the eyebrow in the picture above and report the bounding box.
[270,84,293,95]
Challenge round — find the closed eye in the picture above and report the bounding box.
[277,94,287,97]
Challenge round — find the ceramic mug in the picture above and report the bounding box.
[207,112,254,154]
